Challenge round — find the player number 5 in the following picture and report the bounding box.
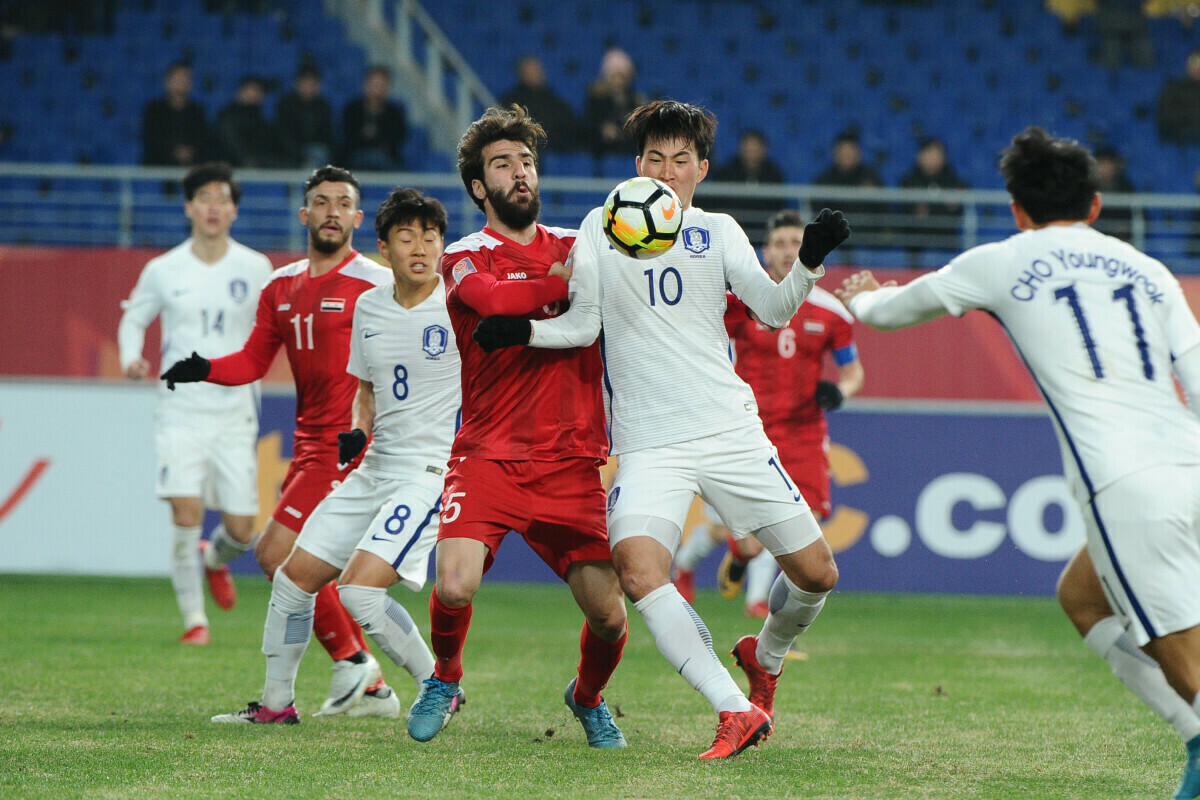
[441,491,466,523]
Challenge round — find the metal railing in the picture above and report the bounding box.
[2,163,1198,271]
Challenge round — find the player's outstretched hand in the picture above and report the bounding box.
[161,351,211,391]
[798,209,851,270]
[814,381,844,411]
[834,270,896,308]
[337,428,368,466]
[473,316,532,353]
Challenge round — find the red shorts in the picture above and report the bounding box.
[438,456,611,579]
[773,435,831,521]
[272,429,363,532]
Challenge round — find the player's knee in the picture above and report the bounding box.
[337,583,383,629]
[435,573,478,607]
[802,560,838,594]
[616,564,667,604]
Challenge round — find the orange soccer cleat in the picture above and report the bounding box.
[732,634,780,719]
[199,540,237,610]
[698,705,773,759]
[180,625,210,645]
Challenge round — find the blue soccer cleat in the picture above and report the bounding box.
[564,677,627,748]
[1175,734,1200,800]
[406,677,465,742]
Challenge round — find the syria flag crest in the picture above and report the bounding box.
[320,298,346,312]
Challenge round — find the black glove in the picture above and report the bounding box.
[337,428,368,465]
[473,316,532,353]
[798,208,851,269]
[161,351,211,391]
[814,381,844,411]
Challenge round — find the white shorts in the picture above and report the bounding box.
[607,426,812,550]
[154,415,258,516]
[296,464,442,591]
[1084,464,1200,646]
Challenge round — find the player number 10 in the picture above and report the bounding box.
[643,267,683,307]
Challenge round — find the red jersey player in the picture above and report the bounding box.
[672,209,864,617]
[404,106,628,748]
[164,166,399,721]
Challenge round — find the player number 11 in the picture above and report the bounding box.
[1054,282,1153,380]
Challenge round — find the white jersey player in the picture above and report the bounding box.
[117,162,273,644]
[473,100,850,759]
[837,126,1200,800]
[213,188,461,725]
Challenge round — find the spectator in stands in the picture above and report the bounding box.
[1093,144,1138,241]
[812,132,884,260]
[500,55,583,152]
[1157,48,1200,144]
[276,64,336,168]
[141,61,210,167]
[706,130,787,245]
[216,75,279,169]
[582,47,647,160]
[1094,0,1154,69]
[341,64,407,172]
[898,137,968,265]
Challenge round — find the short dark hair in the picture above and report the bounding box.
[366,64,392,82]
[182,161,240,205]
[624,100,717,162]
[999,126,1097,224]
[296,64,321,81]
[765,209,805,239]
[374,187,448,241]
[456,104,545,211]
[303,165,361,208]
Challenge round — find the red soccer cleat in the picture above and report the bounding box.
[199,540,237,610]
[732,634,780,719]
[180,625,210,645]
[698,705,773,759]
[744,600,769,619]
[673,566,696,604]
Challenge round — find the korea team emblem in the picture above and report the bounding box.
[230,279,249,302]
[423,324,449,358]
[682,227,710,254]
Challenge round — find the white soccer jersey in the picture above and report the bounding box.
[531,205,822,455]
[347,277,461,475]
[852,223,1200,498]
[118,238,273,418]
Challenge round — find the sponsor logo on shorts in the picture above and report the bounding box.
[606,486,620,514]
[426,465,443,476]
[682,227,710,254]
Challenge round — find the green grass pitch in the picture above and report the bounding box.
[0,574,1184,799]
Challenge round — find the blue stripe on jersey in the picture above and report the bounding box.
[391,499,441,571]
[991,312,1156,636]
[599,329,615,450]
[833,343,858,366]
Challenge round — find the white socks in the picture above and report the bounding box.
[634,583,750,713]
[675,525,719,571]
[758,572,829,674]
[261,569,315,710]
[338,584,434,688]
[170,524,206,629]
[744,549,778,607]
[1085,616,1200,742]
[203,523,253,569]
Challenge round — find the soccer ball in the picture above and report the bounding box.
[602,176,683,259]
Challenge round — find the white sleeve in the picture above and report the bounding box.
[528,209,604,349]
[847,273,952,330]
[722,217,824,328]
[117,261,162,370]
[347,302,367,380]
[1175,345,1200,417]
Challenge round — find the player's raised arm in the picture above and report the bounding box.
[836,270,948,330]
[117,261,164,379]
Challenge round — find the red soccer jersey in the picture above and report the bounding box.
[207,251,391,439]
[441,224,607,462]
[725,284,857,445]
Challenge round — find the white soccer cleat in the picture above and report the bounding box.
[346,685,402,718]
[313,652,380,717]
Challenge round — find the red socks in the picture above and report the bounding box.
[313,580,369,662]
[429,588,472,683]
[573,622,627,708]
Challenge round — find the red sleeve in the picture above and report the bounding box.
[207,286,283,385]
[454,271,568,317]
[831,311,855,352]
[724,293,749,337]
